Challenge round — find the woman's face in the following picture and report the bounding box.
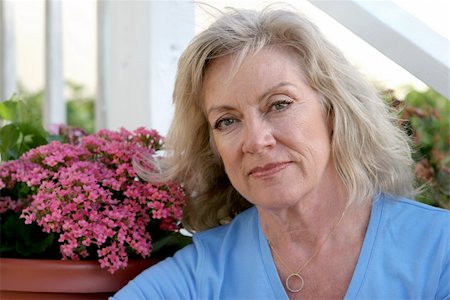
[203,47,336,210]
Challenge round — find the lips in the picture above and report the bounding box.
[248,162,291,178]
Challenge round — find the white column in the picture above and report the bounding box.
[97,0,195,135]
[97,0,152,132]
[147,1,195,135]
[44,0,65,127]
[0,0,16,101]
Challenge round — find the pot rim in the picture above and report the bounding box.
[0,257,159,293]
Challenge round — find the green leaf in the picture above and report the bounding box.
[151,232,192,258]
[0,98,20,122]
[16,233,55,256]
[17,122,49,154]
[0,244,16,253]
[0,95,50,161]
[1,213,55,257]
[17,122,48,140]
[0,121,49,161]
[0,124,21,160]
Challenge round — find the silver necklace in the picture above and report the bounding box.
[268,208,347,293]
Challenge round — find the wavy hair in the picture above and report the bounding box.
[140,7,415,231]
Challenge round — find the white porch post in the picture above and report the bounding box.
[0,0,16,101]
[308,0,450,99]
[44,0,65,127]
[97,0,194,135]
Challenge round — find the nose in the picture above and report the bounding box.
[241,117,276,154]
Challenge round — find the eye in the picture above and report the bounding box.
[214,117,237,130]
[270,99,293,111]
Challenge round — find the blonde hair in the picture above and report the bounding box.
[149,7,415,231]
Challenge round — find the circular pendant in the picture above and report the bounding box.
[286,273,305,293]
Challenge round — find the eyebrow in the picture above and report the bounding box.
[206,81,297,117]
[259,81,296,101]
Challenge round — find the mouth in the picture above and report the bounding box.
[248,162,291,178]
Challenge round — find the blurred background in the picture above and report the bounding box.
[0,0,449,209]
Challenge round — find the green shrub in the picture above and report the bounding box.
[386,88,449,209]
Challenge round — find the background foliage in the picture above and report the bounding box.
[386,88,449,209]
[11,81,95,133]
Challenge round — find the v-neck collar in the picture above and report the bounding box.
[257,195,385,299]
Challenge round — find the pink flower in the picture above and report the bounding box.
[0,127,186,274]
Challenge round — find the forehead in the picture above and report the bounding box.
[202,47,305,109]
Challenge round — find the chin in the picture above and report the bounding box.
[251,193,301,209]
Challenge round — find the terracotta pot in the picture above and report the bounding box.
[0,258,159,300]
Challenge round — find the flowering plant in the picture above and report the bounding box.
[0,126,190,273]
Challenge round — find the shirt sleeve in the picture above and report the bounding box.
[110,242,200,300]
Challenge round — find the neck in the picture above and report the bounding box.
[258,179,368,252]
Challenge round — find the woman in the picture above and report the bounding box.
[113,8,449,299]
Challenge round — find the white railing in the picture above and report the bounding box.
[45,0,65,126]
[0,0,194,136]
[0,0,15,103]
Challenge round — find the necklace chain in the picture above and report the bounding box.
[268,207,347,293]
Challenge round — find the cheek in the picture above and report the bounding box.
[272,115,306,144]
[213,142,245,185]
[274,113,331,155]
[212,128,243,158]
[212,137,238,172]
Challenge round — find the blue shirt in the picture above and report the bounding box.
[112,194,450,299]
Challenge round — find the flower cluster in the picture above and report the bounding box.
[0,127,186,273]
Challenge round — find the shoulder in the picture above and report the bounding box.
[379,195,450,228]
[193,206,258,251]
[374,194,450,258]
[358,195,450,299]
[383,195,449,214]
[112,207,259,299]
[354,195,450,298]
